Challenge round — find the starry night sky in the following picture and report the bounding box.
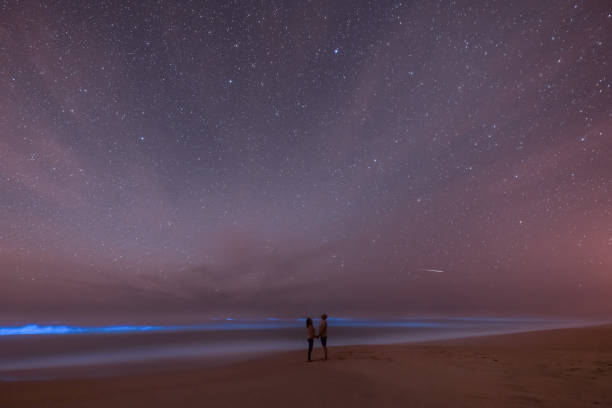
[1,1,611,321]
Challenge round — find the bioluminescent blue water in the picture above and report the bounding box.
[0,318,448,336]
[0,317,597,379]
[0,317,581,337]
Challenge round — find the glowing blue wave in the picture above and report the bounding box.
[0,317,566,336]
[0,319,443,336]
[0,324,166,336]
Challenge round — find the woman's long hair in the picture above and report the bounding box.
[306,317,313,328]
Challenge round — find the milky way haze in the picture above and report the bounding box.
[1,1,611,322]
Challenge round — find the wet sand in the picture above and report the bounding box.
[2,324,611,407]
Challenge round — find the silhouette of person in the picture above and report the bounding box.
[319,313,328,360]
[306,317,315,362]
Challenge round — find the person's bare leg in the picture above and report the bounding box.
[308,339,313,362]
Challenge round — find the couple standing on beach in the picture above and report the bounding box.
[306,314,328,362]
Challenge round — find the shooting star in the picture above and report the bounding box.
[420,268,445,273]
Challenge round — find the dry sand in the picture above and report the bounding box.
[2,324,611,407]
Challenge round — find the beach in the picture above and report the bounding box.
[2,324,611,407]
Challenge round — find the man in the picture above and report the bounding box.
[318,313,328,360]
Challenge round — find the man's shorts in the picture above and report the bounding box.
[320,336,327,346]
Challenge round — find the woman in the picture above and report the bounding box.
[306,317,315,362]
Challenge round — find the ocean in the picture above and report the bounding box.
[0,317,591,380]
